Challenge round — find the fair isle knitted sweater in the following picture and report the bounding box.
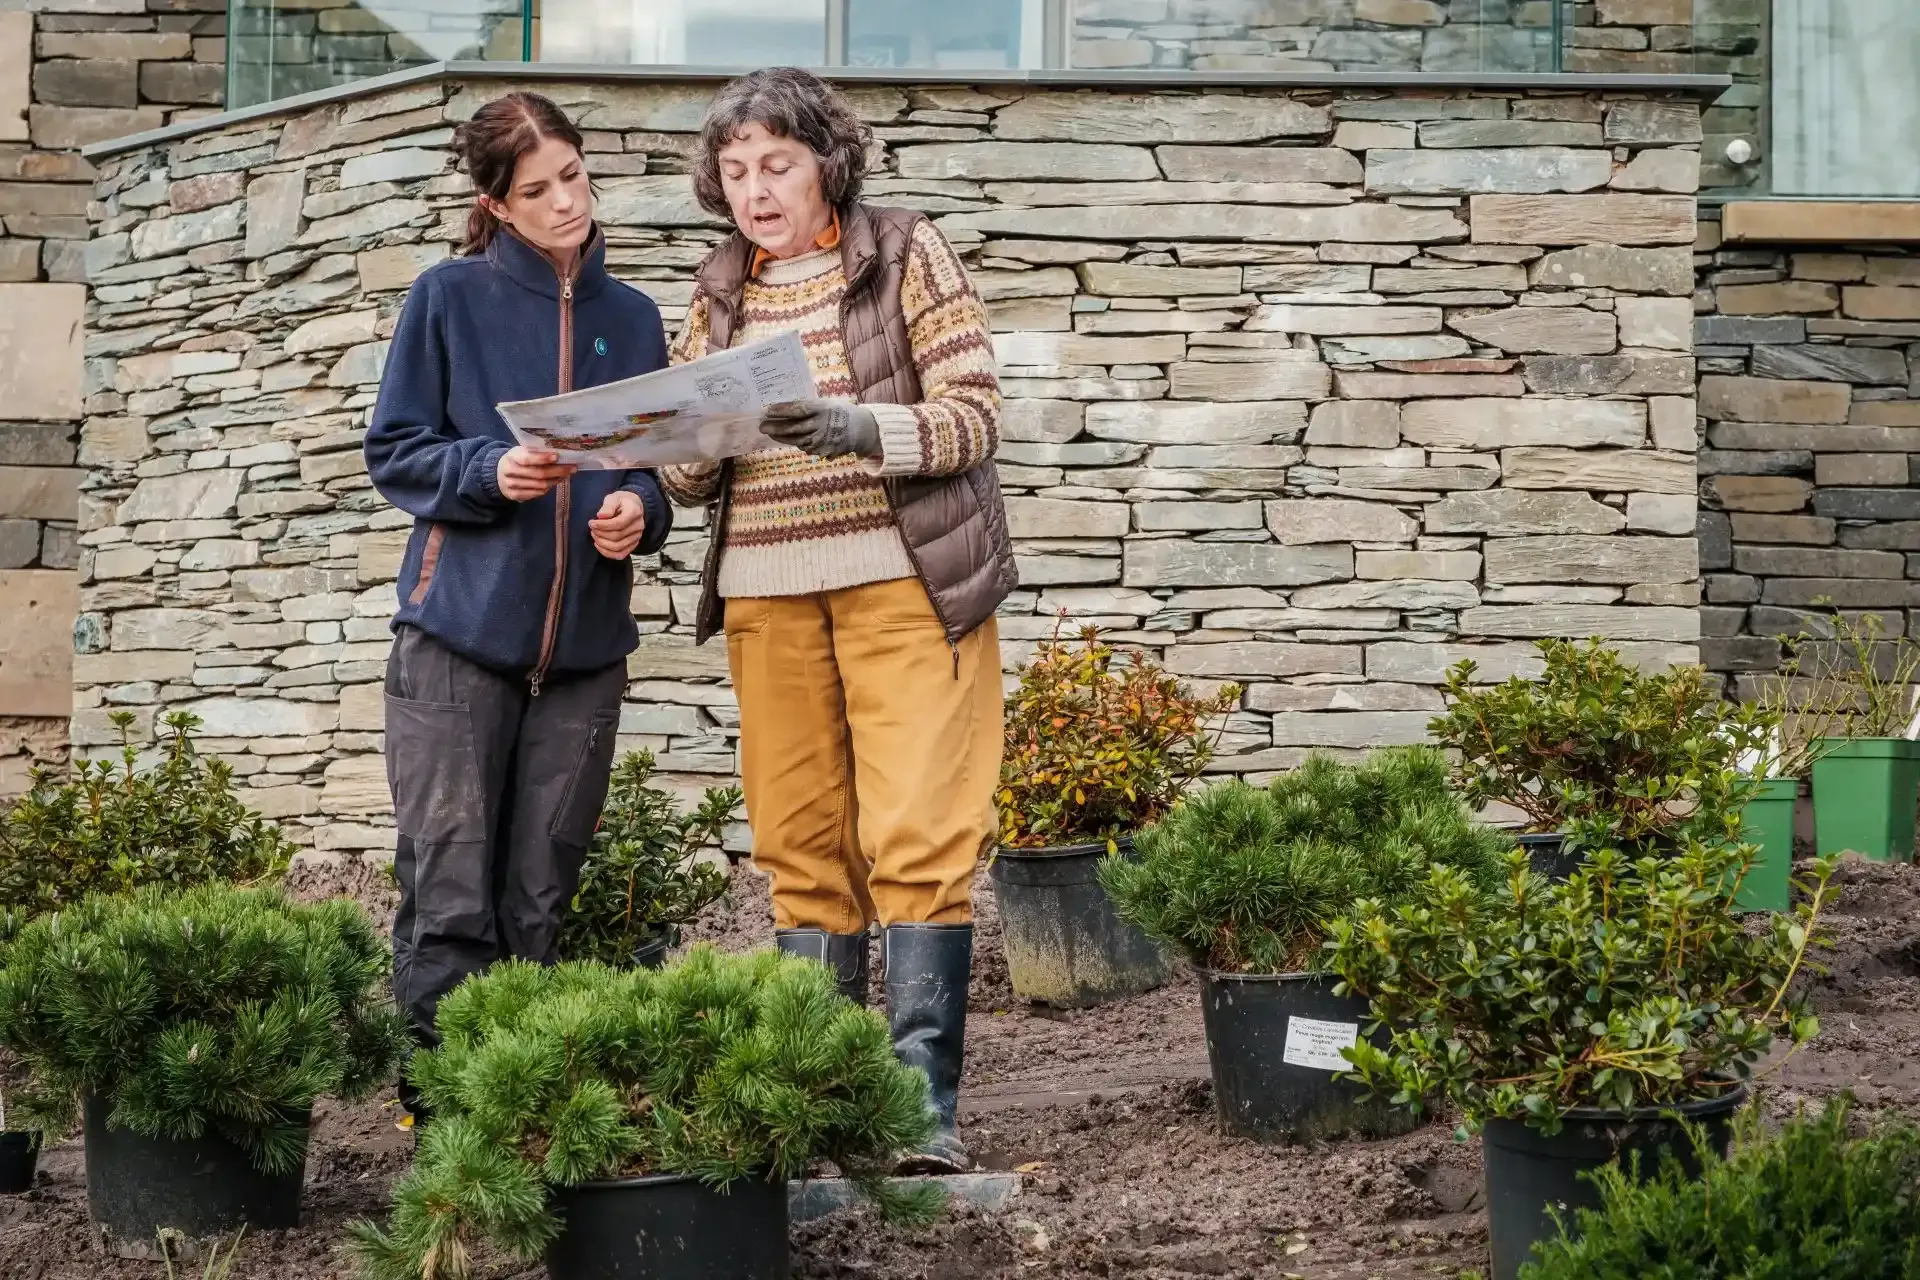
[659,218,1001,600]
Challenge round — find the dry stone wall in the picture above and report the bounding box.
[0,0,227,790]
[76,75,1704,855]
[1695,225,1920,693]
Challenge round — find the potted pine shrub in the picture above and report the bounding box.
[1100,747,1508,1144]
[1429,639,1773,879]
[353,947,939,1280]
[559,750,739,969]
[0,709,296,1196]
[1524,1097,1920,1278]
[1770,611,1920,862]
[1328,836,1837,1280]
[0,882,406,1258]
[994,625,1240,1008]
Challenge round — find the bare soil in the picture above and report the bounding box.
[1,853,1912,1280]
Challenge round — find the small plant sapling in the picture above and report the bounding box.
[1327,840,1837,1135]
[353,948,940,1280]
[1101,748,1509,973]
[1523,1098,1920,1278]
[0,711,295,916]
[1428,638,1774,854]
[999,624,1240,850]
[559,751,739,966]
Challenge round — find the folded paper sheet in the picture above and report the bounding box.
[496,330,816,468]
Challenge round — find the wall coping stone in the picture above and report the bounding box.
[81,60,1733,161]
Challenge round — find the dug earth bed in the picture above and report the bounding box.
[3,855,1913,1280]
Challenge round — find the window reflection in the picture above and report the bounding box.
[540,0,826,67]
[848,0,1046,70]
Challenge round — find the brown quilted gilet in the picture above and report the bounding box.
[689,202,1018,646]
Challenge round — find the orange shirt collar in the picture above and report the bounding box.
[749,211,842,279]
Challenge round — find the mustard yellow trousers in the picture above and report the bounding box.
[724,577,1002,931]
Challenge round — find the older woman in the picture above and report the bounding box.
[661,67,1013,1172]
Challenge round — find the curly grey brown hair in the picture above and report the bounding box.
[692,67,873,221]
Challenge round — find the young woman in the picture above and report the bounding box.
[364,92,672,1120]
[661,67,1015,1173]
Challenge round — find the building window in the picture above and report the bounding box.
[1769,0,1920,198]
[223,0,1724,111]
[850,0,1048,70]
[541,0,830,67]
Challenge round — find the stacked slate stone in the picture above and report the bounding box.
[1697,232,1920,692]
[1,5,223,788]
[74,78,1703,857]
[1070,0,1762,81]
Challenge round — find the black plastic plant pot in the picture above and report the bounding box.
[0,1130,40,1194]
[83,1095,307,1260]
[1481,1084,1747,1280]
[1199,969,1417,1144]
[632,932,670,970]
[545,1172,788,1280]
[1517,832,1579,881]
[988,837,1175,1008]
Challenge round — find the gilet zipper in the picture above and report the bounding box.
[840,286,961,680]
[529,268,576,697]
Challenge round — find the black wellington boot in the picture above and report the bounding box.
[775,927,871,1006]
[883,923,972,1174]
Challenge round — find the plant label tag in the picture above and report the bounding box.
[1282,1016,1359,1072]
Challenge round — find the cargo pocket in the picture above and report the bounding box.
[548,707,621,849]
[384,694,486,845]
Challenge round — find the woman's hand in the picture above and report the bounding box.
[590,489,648,559]
[496,445,576,501]
[759,399,880,460]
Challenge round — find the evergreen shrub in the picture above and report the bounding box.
[0,882,407,1171]
[1428,639,1774,852]
[1524,1099,1920,1278]
[1328,840,1836,1134]
[0,711,295,917]
[999,625,1240,850]
[354,946,940,1280]
[1100,747,1509,973]
[559,751,737,966]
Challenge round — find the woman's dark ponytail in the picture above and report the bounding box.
[453,92,587,256]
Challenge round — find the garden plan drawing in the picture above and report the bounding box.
[495,329,816,468]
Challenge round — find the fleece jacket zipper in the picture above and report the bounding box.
[529,266,576,697]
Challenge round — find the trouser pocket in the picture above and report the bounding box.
[548,707,622,849]
[385,694,486,846]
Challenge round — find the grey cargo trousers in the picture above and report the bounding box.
[385,625,625,1056]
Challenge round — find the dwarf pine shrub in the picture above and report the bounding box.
[1101,747,1510,973]
[0,882,407,1171]
[353,946,940,1280]
[1524,1099,1920,1278]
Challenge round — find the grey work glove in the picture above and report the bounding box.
[758,399,881,461]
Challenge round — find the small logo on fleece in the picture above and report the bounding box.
[593,337,608,356]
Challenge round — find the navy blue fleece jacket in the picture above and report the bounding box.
[365,226,671,679]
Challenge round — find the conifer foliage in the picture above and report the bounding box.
[0,883,407,1172]
[1101,747,1510,973]
[1525,1099,1920,1278]
[354,947,939,1280]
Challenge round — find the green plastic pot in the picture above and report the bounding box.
[1811,738,1920,863]
[1735,778,1797,913]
